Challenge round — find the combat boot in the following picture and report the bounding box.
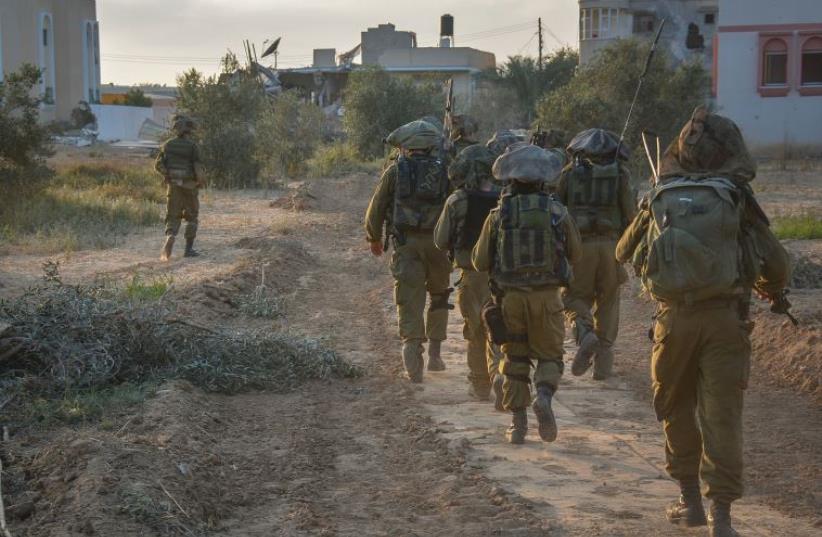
[531,384,558,442]
[571,326,599,377]
[184,238,200,258]
[666,478,707,527]
[708,502,740,537]
[506,409,527,444]
[467,383,490,401]
[491,374,505,412]
[592,343,614,380]
[427,339,446,371]
[403,341,424,383]
[160,236,175,261]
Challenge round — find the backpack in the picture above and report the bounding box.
[641,177,746,303]
[493,192,571,288]
[393,155,449,232]
[455,190,499,251]
[565,159,624,235]
[163,137,197,179]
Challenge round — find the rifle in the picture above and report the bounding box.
[770,289,799,326]
[442,78,454,156]
[531,123,548,148]
[615,18,667,165]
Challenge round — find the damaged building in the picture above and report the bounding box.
[279,15,495,112]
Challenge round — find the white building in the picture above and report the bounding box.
[716,0,822,156]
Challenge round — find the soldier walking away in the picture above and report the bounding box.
[434,144,503,407]
[155,115,205,261]
[365,120,454,383]
[616,106,792,537]
[558,128,636,380]
[472,146,581,444]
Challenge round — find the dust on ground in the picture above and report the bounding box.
[0,163,820,535]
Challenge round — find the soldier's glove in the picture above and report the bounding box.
[369,241,384,257]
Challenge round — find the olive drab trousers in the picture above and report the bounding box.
[500,288,565,411]
[390,232,453,345]
[652,301,750,504]
[165,184,199,239]
[456,269,501,391]
[562,238,626,347]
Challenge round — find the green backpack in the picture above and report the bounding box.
[393,155,449,232]
[494,192,570,288]
[641,177,745,303]
[565,159,624,235]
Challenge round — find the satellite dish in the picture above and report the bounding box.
[262,37,281,59]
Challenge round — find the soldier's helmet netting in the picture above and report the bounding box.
[659,105,757,182]
[492,145,565,185]
[486,130,524,156]
[420,115,444,133]
[385,120,442,151]
[567,128,629,162]
[172,115,195,135]
[448,144,496,190]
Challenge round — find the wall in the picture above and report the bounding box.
[91,104,153,142]
[0,0,98,122]
[377,47,495,71]
[717,0,822,156]
[361,23,415,65]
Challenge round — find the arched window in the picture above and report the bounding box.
[762,38,788,86]
[39,13,56,105]
[801,36,822,86]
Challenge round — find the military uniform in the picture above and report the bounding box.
[434,144,501,402]
[616,107,791,537]
[365,120,453,382]
[557,129,637,379]
[155,116,204,260]
[472,146,582,443]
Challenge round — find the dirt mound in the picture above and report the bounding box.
[268,183,316,211]
[790,255,822,289]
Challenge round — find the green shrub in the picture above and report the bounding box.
[306,142,379,177]
[772,214,822,240]
[125,274,173,301]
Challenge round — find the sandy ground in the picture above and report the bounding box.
[1,171,820,536]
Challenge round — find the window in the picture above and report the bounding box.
[801,37,822,86]
[762,39,788,86]
[704,13,716,25]
[580,8,621,41]
[633,12,656,34]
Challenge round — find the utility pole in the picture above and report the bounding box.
[538,17,544,68]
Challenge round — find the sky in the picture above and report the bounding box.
[97,0,580,86]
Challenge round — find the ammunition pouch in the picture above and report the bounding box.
[481,298,508,345]
[430,288,455,311]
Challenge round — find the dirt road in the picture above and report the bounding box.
[2,174,820,536]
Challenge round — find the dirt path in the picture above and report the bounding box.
[2,174,820,536]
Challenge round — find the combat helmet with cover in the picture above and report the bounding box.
[171,114,195,136]
[448,144,500,252]
[491,146,571,288]
[564,128,629,237]
[387,120,449,236]
[486,130,525,156]
[634,106,761,304]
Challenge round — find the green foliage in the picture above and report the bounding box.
[239,284,283,318]
[306,142,379,177]
[772,213,822,240]
[115,88,153,108]
[536,39,710,177]
[125,274,173,301]
[342,67,442,158]
[0,163,163,253]
[176,54,325,187]
[0,64,52,182]
[24,382,158,425]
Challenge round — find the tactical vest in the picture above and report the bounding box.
[566,160,624,236]
[493,192,570,289]
[639,177,749,304]
[163,137,197,180]
[455,190,499,251]
[393,155,449,233]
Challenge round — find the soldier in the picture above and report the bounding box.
[450,114,480,156]
[472,145,582,444]
[434,144,503,406]
[557,128,636,380]
[616,107,791,537]
[155,115,205,261]
[365,120,453,383]
[486,129,525,157]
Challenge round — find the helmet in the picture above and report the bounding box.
[492,145,565,185]
[567,128,629,161]
[486,130,524,156]
[420,115,444,133]
[452,115,479,139]
[172,115,195,135]
[385,119,442,150]
[448,144,496,190]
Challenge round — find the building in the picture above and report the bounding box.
[716,0,822,156]
[578,0,718,71]
[0,0,101,123]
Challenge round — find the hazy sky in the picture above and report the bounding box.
[97,0,580,85]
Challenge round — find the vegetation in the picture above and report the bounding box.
[536,39,710,178]
[306,142,380,177]
[0,163,164,253]
[772,213,822,240]
[176,53,325,187]
[342,67,442,158]
[114,88,154,108]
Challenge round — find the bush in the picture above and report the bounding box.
[306,142,378,177]
[342,67,442,158]
[772,213,822,240]
[536,39,710,179]
[115,88,153,108]
[255,90,325,178]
